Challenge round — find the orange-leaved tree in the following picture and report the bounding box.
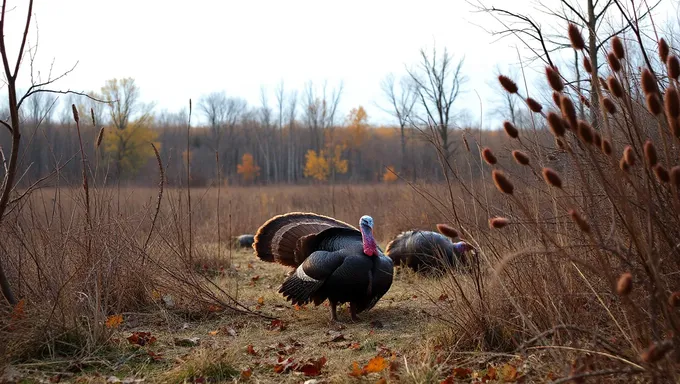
[303,143,348,182]
[383,166,398,182]
[237,153,260,183]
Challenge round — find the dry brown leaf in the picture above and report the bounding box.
[257,296,264,305]
[105,314,123,329]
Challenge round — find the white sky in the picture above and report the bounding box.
[4,0,679,128]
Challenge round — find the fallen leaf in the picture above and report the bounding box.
[147,350,164,361]
[247,263,254,269]
[208,330,219,336]
[268,319,286,331]
[375,378,387,384]
[363,356,388,373]
[440,376,455,384]
[273,357,297,374]
[348,361,363,377]
[348,342,361,350]
[257,296,265,305]
[297,356,327,376]
[251,275,260,282]
[438,293,449,301]
[484,365,497,380]
[105,314,123,329]
[240,368,252,378]
[246,345,258,356]
[452,367,472,379]
[127,332,156,347]
[294,304,307,310]
[500,363,518,381]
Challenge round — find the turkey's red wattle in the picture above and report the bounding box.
[361,227,377,256]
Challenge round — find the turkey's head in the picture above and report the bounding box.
[359,215,378,256]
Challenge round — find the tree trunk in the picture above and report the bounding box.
[587,0,601,129]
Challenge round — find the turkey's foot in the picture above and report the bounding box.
[329,301,338,322]
[349,303,360,322]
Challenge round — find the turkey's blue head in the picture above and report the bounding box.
[359,215,378,256]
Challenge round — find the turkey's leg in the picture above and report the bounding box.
[329,301,338,322]
[349,302,359,322]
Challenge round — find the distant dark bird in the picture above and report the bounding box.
[385,223,474,275]
[253,212,394,322]
[233,234,255,249]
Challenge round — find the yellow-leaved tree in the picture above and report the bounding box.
[237,153,260,183]
[383,166,398,182]
[101,78,158,178]
[346,106,369,149]
[303,143,348,182]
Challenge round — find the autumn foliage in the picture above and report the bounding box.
[236,153,261,182]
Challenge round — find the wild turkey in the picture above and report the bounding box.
[385,224,474,275]
[233,234,255,249]
[253,212,394,322]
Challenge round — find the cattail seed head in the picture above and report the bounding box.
[526,97,542,113]
[601,139,612,155]
[644,140,658,166]
[542,167,563,188]
[577,120,594,144]
[593,132,602,147]
[671,166,680,187]
[552,91,561,107]
[623,145,635,166]
[482,147,497,165]
[492,170,514,195]
[90,108,96,126]
[603,97,617,114]
[665,88,680,118]
[641,342,673,363]
[436,223,459,239]
[599,77,609,91]
[503,121,519,139]
[547,112,566,137]
[669,291,680,307]
[617,272,633,296]
[71,104,79,123]
[498,75,519,94]
[512,150,530,165]
[659,38,670,64]
[654,164,670,183]
[489,217,509,229]
[620,157,630,172]
[641,68,657,95]
[568,209,590,233]
[646,93,663,115]
[546,66,564,92]
[668,56,680,82]
[568,23,585,50]
[607,76,624,98]
[96,127,105,148]
[607,52,622,72]
[583,57,592,73]
[560,96,577,129]
[611,36,625,60]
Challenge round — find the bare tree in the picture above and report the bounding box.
[303,80,343,151]
[286,90,298,183]
[379,73,416,175]
[406,45,465,162]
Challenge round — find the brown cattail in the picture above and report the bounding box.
[668,55,680,80]
[607,76,624,98]
[665,88,680,118]
[641,68,657,95]
[620,157,630,172]
[492,170,514,195]
[567,23,585,50]
[436,223,459,239]
[646,93,663,115]
[568,209,590,233]
[671,166,680,187]
[583,57,592,73]
[623,145,635,166]
[547,112,566,137]
[546,66,564,92]
[611,36,625,60]
[659,38,670,64]
[90,108,96,126]
[641,341,673,363]
[601,139,612,155]
[552,91,561,107]
[560,96,577,128]
[607,52,622,72]
[593,132,602,148]
[542,167,563,188]
[482,147,497,165]
[526,97,542,113]
[71,104,79,123]
[498,75,519,94]
[577,120,594,144]
[644,140,658,166]
[512,150,530,165]
[95,127,105,148]
[600,77,609,91]
[503,121,519,139]
[654,164,670,183]
[603,97,617,114]
[489,217,509,229]
[668,291,680,307]
[616,272,633,296]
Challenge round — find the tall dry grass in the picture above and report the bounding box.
[412,22,680,381]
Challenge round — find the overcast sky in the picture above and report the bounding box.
[5,0,679,128]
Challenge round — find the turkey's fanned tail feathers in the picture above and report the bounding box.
[253,212,358,267]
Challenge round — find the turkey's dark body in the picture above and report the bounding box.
[386,230,464,275]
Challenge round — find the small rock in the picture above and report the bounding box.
[162,295,175,309]
[106,376,121,383]
[304,379,325,384]
[174,337,201,347]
